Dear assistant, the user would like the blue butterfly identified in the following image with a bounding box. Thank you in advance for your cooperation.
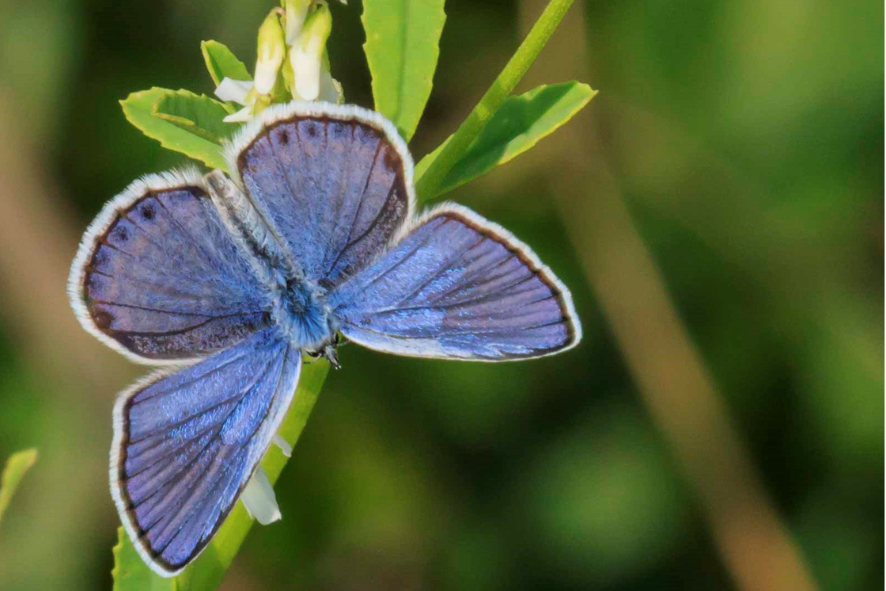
[68,102,581,576]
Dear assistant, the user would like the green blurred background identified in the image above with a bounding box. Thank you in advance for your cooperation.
[0,0,882,589]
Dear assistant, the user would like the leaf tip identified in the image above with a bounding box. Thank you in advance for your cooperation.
[17,448,38,466]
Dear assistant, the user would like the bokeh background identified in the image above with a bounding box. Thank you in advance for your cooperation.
[0,0,882,589]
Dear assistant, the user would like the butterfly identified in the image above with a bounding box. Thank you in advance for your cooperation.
[68,102,581,576]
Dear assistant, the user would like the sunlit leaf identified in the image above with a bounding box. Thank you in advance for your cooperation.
[153,90,236,143]
[112,363,329,591]
[414,0,577,199]
[415,81,596,200]
[121,88,229,171]
[201,40,252,87]
[0,448,37,528]
[362,0,446,141]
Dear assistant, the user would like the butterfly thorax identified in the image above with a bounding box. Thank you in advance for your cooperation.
[271,276,338,357]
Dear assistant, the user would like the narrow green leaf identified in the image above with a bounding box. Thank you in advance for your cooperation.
[0,449,37,528]
[201,40,252,87]
[415,0,577,201]
[121,88,229,171]
[153,90,236,144]
[112,363,329,591]
[362,0,446,141]
[112,528,176,591]
[415,82,596,199]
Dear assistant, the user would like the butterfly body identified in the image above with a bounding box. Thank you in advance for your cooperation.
[272,276,338,354]
[69,102,581,576]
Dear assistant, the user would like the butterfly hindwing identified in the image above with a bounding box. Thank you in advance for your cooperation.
[69,170,270,364]
[228,103,415,288]
[330,205,582,361]
[112,327,301,576]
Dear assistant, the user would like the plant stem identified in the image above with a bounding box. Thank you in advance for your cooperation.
[414,0,576,201]
[515,1,820,589]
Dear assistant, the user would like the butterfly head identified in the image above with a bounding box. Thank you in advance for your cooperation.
[270,275,339,354]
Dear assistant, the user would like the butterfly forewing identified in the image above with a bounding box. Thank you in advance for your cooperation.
[112,328,301,576]
[330,205,582,360]
[228,103,415,288]
[68,170,270,364]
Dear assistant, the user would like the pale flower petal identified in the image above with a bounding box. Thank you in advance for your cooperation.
[283,0,311,45]
[215,77,253,105]
[273,433,293,458]
[318,70,344,104]
[254,10,286,95]
[223,104,255,123]
[288,3,332,101]
[241,467,281,525]
[290,44,322,100]
[254,58,283,95]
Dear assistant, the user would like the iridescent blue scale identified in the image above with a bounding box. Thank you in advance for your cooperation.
[68,101,581,576]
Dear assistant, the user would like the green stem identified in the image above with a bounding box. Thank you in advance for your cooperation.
[414,0,576,202]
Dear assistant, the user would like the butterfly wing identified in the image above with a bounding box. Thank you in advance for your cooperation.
[330,205,582,361]
[227,102,414,288]
[112,327,301,576]
[68,169,270,364]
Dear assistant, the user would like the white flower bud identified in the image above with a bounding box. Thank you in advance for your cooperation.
[282,0,312,45]
[289,3,332,101]
[254,10,286,95]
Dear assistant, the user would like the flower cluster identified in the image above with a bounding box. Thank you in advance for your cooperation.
[217,0,343,122]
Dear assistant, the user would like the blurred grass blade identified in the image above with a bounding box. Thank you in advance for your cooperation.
[415,0,576,201]
[201,40,252,87]
[415,81,595,200]
[121,88,229,171]
[113,363,329,591]
[362,0,446,141]
[0,448,37,528]
[153,90,236,143]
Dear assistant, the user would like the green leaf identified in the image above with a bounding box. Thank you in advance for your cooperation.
[0,449,38,528]
[112,363,329,591]
[415,82,596,199]
[112,528,176,591]
[121,88,229,171]
[153,90,236,144]
[362,0,446,142]
[415,0,578,201]
[201,40,251,87]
